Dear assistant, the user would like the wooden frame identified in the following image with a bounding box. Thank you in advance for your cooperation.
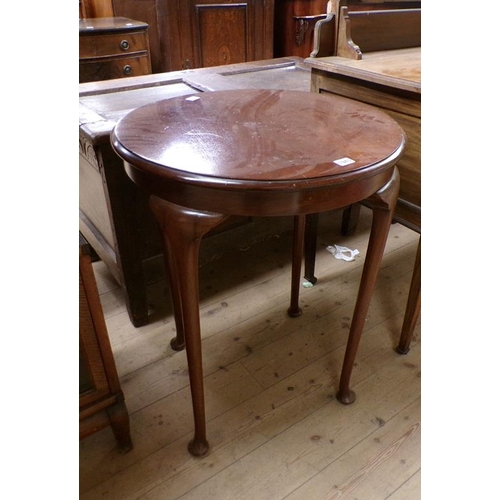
[79,234,132,451]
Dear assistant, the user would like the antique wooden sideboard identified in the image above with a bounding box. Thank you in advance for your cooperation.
[79,57,311,327]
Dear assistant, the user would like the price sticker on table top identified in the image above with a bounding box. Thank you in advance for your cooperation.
[333,157,355,166]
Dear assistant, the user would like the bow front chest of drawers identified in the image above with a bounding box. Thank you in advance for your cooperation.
[79,17,152,83]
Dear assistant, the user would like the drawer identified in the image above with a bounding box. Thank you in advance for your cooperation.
[80,32,148,59]
[79,55,151,83]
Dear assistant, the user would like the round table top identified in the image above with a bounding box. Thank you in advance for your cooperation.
[112,89,405,191]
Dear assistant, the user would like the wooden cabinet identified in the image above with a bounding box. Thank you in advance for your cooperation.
[178,0,275,69]
[112,0,274,72]
[79,17,152,82]
[80,234,133,451]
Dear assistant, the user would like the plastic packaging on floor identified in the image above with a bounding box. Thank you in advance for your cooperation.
[326,244,360,262]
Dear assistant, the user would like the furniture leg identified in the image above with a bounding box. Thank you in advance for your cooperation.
[149,195,229,456]
[304,213,319,285]
[396,237,421,354]
[162,237,186,351]
[337,169,400,405]
[100,144,150,327]
[341,203,361,236]
[107,395,133,453]
[288,215,306,317]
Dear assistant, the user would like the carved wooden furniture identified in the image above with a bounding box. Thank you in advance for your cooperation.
[305,0,421,351]
[79,17,152,83]
[79,234,133,451]
[79,57,310,327]
[111,88,405,455]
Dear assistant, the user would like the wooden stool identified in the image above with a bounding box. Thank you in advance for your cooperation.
[111,89,405,456]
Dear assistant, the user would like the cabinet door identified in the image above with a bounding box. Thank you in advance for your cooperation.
[194,1,253,67]
[179,0,274,69]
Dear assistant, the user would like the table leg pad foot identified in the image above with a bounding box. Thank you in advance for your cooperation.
[287,306,302,318]
[170,336,185,351]
[395,346,410,355]
[188,438,209,457]
[336,389,356,405]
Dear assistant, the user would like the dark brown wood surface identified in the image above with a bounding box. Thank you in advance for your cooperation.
[111,88,405,455]
[112,90,404,189]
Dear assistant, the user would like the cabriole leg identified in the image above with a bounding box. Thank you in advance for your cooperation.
[337,169,400,405]
[149,195,228,456]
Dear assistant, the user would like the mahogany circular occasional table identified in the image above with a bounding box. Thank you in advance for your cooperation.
[111,89,405,457]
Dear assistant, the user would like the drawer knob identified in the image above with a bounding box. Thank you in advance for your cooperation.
[120,40,130,51]
[123,65,132,75]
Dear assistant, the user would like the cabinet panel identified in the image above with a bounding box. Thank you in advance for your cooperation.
[195,3,249,67]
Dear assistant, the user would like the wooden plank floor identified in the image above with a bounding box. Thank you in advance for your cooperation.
[80,207,421,500]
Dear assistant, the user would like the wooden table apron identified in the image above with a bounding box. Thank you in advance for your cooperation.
[111,89,405,456]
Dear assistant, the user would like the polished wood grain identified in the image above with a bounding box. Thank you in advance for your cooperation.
[111,89,405,455]
[112,90,404,192]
